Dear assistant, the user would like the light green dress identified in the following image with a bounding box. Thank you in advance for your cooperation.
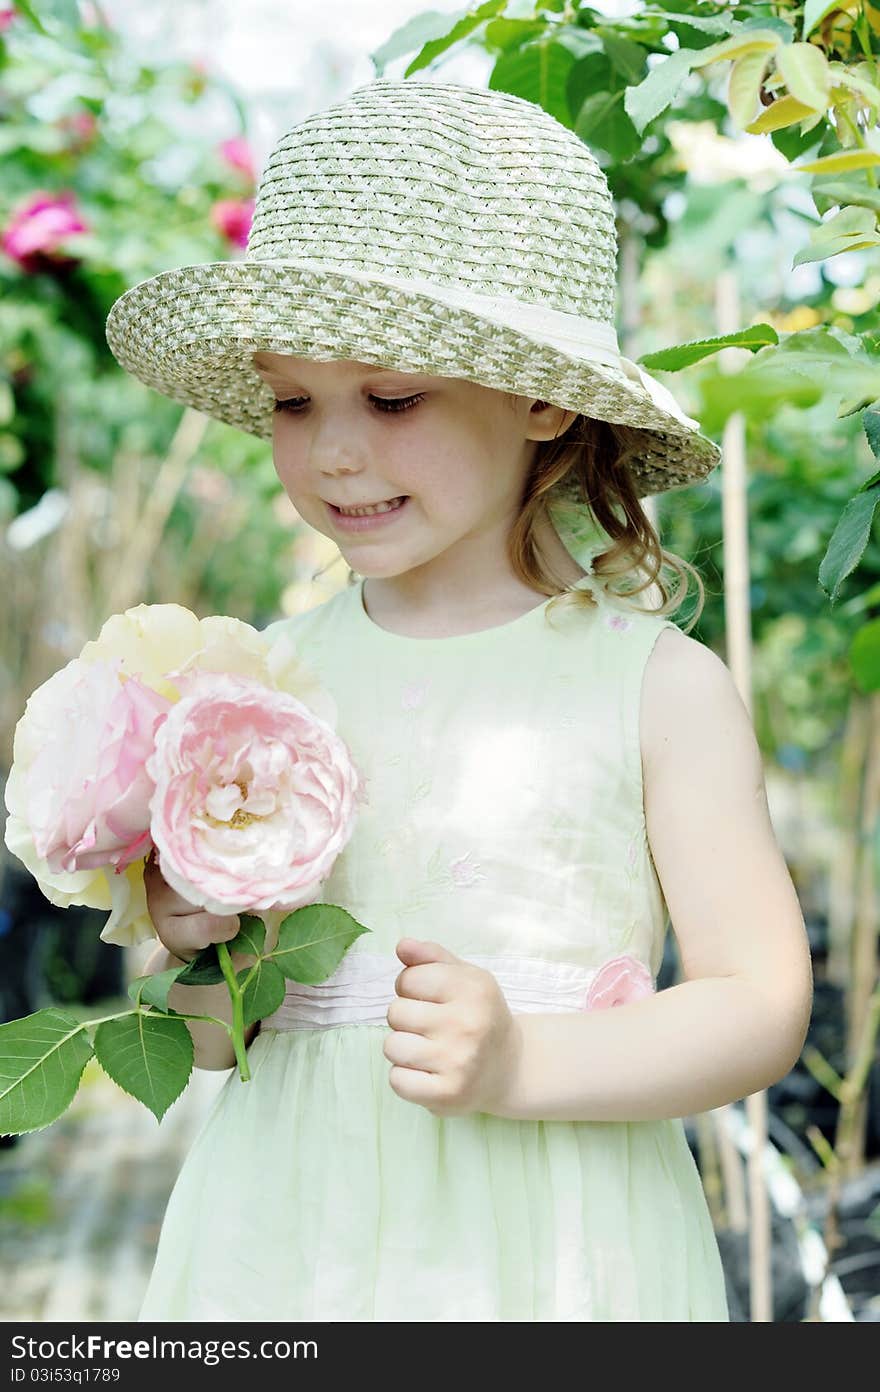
[137,570,730,1322]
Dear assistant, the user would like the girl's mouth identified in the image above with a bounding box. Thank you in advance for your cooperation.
[327,496,410,532]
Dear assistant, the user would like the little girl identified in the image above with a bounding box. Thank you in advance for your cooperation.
[105,77,813,1322]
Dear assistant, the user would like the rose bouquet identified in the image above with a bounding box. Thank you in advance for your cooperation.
[1,604,369,1135]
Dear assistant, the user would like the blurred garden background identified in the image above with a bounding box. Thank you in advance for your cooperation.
[2,0,880,1323]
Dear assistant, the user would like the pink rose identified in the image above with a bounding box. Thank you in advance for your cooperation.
[146,672,362,915]
[16,658,170,875]
[210,196,254,249]
[584,954,654,1010]
[218,136,256,182]
[2,190,89,273]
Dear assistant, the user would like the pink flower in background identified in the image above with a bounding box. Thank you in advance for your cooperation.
[210,196,254,249]
[584,954,654,1011]
[147,672,362,916]
[219,136,256,182]
[15,658,171,875]
[57,111,98,152]
[2,190,89,273]
[0,9,16,32]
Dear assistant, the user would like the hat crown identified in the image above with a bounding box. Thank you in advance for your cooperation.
[246,78,619,326]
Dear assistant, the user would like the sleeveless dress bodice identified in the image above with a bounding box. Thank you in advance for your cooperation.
[137,574,730,1322]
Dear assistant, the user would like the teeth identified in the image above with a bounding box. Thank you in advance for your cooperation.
[337,497,405,516]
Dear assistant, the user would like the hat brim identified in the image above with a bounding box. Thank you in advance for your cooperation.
[105,257,721,497]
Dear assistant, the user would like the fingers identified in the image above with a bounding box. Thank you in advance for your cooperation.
[143,850,240,961]
[394,962,455,1003]
[144,853,201,916]
[386,996,442,1034]
[157,911,242,962]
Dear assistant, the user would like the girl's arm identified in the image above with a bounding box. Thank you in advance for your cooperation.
[140,941,260,1072]
[491,629,814,1123]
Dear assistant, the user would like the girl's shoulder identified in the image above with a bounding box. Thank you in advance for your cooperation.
[640,622,735,773]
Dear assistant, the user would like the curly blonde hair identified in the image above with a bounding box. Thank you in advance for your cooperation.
[512,409,706,635]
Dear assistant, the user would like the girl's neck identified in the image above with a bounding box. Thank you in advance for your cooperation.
[360,512,588,634]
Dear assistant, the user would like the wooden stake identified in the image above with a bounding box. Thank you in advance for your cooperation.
[715,266,773,1322]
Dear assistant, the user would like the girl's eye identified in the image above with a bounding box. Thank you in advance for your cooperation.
[273,393,425,415]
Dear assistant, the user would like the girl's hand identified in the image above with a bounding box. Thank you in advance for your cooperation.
[384,939,523,1118]
[143,848,240,963]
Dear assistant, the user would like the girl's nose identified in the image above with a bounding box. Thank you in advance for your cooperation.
[318,456,366,480]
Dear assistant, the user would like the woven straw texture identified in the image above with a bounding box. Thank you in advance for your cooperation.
[105,78,721,499]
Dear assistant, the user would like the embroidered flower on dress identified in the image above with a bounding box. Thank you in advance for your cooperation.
[448,851,486,888]
[583,954,654,1010]
[605,612,632,633]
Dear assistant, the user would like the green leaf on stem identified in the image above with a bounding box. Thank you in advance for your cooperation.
[93,1014,193,1122]
[0,1008,94,1136]
[227,913,266,957]
[793,204,880,267]
[236,959,286,1027]
[175,944,226,986]
[403,0,507,78]
[803,0,844,40]
[369,8,468,77]
[624,46,702,134]
[127,966,186,1013]
[638,324,779,371]
[818,485,880,603]
[268,904,371,983]
[811,178,880,215]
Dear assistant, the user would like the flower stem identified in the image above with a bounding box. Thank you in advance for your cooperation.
[217,941,250,1081]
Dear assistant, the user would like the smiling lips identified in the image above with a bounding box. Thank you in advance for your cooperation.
[333,497,408,516]
[327,496,410,530]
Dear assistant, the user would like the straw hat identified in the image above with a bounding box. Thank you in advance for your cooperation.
[105,78,721,532]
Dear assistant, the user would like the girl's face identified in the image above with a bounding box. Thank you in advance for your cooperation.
[251,352,571,582]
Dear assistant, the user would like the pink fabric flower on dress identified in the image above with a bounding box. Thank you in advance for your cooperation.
[146,672,362,915]
[584,954,654,1010]
[448,851,485,888]
[606,612,632,633]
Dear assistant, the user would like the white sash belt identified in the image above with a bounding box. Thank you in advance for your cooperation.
[260,950,655,1031]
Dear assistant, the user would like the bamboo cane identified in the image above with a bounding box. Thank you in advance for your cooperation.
[715,266,773,1322]
[105,407,209,616]
[843,688,880,1173]
[827,693,868,988]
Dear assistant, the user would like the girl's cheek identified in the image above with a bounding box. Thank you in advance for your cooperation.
[272,450,306,495]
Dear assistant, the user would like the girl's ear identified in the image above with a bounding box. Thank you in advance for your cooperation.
[528,401,578,440]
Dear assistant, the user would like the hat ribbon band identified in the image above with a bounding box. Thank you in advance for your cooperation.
[257,260,700,432]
